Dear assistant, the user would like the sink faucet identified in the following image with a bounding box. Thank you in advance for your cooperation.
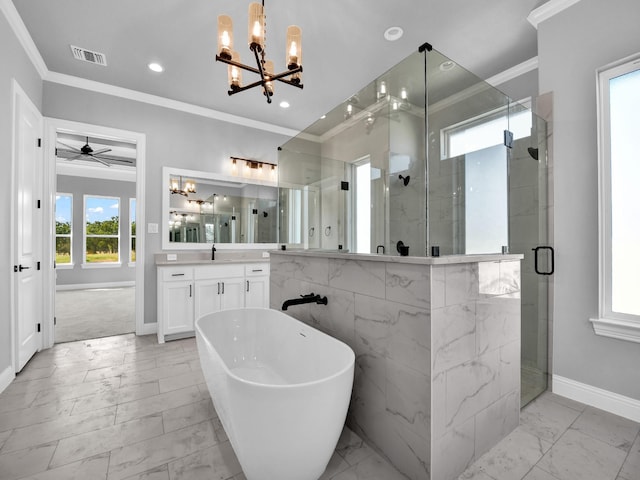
[376,245,385,254]
[211,244,216,261]
[282,293,328,311]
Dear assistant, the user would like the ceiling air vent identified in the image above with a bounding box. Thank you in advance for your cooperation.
[70,45,107,66]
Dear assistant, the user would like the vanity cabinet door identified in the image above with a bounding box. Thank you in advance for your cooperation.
[162,280,194,335]
[245,275,269,308]
[194,279,222,320]
[219,277,245,311]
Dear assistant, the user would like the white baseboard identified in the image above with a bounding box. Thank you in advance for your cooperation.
[139,322,157,335]
[0,365,15,394]
[56,281,135,291]
[552,375,640,423]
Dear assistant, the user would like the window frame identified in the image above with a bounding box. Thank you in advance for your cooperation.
[129,197,136,266]
[590,52,640,343]
[82,194,121,268]
[55,192,74,268]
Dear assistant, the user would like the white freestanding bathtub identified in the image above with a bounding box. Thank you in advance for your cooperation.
[195,308,355,480]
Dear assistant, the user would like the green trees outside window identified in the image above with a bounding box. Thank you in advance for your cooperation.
[85,196,120,263]
[55,194,72,264]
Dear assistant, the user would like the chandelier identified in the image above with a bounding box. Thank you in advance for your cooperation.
[216,1,303,103]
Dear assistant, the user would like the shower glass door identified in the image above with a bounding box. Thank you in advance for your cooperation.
[508,105,550,406]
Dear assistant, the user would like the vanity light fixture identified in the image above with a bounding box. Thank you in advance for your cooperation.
[216,0,303,103]
[230,156,277,177]
[169,176,196,196]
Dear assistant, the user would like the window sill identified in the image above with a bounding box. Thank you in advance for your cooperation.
[589,317,640,344]
[81,262,122,269]
[128,262,136,268]
[56,263,74,270]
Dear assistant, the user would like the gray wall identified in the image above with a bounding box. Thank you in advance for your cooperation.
[0,14,43,376]
[56,174,136,286]
[43,82,290,324]
[538,0,640,400]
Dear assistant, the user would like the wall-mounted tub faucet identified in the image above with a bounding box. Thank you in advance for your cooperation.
[376,245,385,254]
[211,244,216,261]
[398,174,410,186]
[282,293,328,311]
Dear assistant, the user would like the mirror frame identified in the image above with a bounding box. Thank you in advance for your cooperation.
[161,166,279,250]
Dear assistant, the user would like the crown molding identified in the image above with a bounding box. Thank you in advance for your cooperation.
[527,0,584,29]
[44,71,301,138]
[0,0,47,77]
[485,57,538,88]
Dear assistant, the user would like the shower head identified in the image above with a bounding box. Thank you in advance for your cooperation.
[527,147,539,160]
[398,174,410,186]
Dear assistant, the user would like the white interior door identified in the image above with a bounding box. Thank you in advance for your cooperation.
[13,82,43,372]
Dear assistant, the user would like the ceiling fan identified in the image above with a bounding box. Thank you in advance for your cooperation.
[56,136,133,167]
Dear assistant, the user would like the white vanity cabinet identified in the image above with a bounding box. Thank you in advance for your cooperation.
[193,264,245,320]
[158,267,194,338]
[157,261,270,343]
[245,263,270,308]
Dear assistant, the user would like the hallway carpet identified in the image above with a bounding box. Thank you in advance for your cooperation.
[55,287,135,343]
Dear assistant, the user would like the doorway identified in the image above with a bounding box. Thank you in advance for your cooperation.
[42,119,146,348]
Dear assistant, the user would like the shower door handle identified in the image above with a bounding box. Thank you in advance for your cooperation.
[532,246,554,275]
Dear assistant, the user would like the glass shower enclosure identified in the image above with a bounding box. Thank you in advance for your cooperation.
[278,45,551,406]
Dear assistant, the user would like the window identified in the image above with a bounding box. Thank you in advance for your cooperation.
[441,101,532,160]
[55,193,73,265]
[591,54,640,342]
[129,198,136,264]
[84,195,120,264]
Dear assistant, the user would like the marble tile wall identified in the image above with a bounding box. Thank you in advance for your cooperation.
[270,253,521,480]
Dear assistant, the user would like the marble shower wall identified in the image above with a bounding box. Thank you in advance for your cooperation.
[270,252,521,480]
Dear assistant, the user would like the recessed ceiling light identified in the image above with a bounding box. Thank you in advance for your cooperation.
[279,101,290,109]
[320,115,326,119]
[383,26,404,42]
[439,60,456,72]
[148,62,164,73]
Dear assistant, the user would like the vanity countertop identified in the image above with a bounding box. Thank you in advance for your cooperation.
[269,249,523,265]
[155,251,270,266]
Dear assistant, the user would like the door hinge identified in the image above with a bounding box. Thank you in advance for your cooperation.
[37,323,41,332]
[54,316,57,326]
[37,200,41,209]
[37,261,41,270]
[503,130,514,149]
[37,138,42,147]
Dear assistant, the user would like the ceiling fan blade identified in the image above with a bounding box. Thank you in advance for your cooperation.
[67,154,84,160]
[96,156,134,164]
[91,156,112,167]
[91,148,112,155]
[57,141,82,153]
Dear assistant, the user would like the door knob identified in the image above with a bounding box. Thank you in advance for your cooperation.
[19,265,30,272]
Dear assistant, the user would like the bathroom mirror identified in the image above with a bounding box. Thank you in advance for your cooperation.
[162,167,278,250]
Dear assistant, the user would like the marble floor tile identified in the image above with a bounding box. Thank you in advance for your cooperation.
[619,432,640,480]
[0,442,57,480]
[2,371,88,397]
[1,405,116,453]
[122,464,170,480]
[462,426,552,480]
[0,430,11,451]
[335,427,376,466]
[51,413,164,467]
[162,399,216,433]
[0,398,75,432]
[14,364,57,382]
[119,363,192,389]
[330,452,409,480]
[318,451,351,479]
[83,359,158,383]
[570,406,640,451]
[115,385,205,424]
[521,466,561,480]
[72,380,159,415]
[158,370,205,393]
[536,428,627,480]
[23,452,110,480]
[519,394,582,443]
[32,377,121,407]
[108,421,217,480]
[167,442,242,480]
[0,390,39,414]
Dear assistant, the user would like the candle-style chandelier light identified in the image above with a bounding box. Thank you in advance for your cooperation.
[215,0,303,103]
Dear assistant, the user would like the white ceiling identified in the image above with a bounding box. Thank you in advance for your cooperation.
[12,0,544,133]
